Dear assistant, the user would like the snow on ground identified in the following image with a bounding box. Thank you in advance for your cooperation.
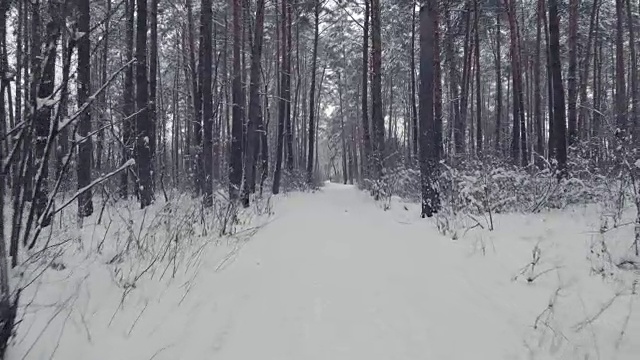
[8,183,640,359]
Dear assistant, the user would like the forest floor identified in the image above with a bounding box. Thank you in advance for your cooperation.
[9,182,640,359]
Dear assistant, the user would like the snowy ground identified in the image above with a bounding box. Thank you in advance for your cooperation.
[8,183,640,359]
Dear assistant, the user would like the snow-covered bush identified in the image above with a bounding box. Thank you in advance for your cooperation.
[281,168,315,192]
[367,153,613,217]
[442,156,611,215]
[11,190,273,357]
[362,166,421,210]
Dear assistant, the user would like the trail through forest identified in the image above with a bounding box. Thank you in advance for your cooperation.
[11,183,640,359]
[5,0,640,358]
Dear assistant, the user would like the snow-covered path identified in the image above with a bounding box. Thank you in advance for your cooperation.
[180,183,527,360]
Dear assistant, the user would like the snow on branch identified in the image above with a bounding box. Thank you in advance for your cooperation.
[58,59,135,131]
[74,108,145,145]
[53,159,136,216]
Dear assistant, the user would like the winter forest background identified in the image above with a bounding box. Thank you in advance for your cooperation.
[1,0,640,358]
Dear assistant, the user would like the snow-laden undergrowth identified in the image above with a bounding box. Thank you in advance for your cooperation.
[379,188,640,359]
[8,191,273,359]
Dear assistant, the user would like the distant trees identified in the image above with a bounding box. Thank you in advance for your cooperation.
[338,0,640,211]
[2,0,637,215]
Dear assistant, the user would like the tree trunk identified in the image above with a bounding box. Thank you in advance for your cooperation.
[285,1,294,171]
[592,13,602,159]
[300,47,308,171]
[371,0,384,179]
[201,0,214,206]
[543,0,554,159]
[172,60,180,188]
[474,0,482,154]
[505,0,527,166]
[242,0,266,207]
[273,0,287,193]
[419,2,440,218]
[626,0,639,143]
[578,0,600,141]
[306,0,320,185]
[293,20,302,169]
[534,0,544,166]
[186,0,201,194]
[388,77,394,143]
[351,120,359,183]
[615,0,627,137]
[0,0,14,339]
[338,71,348,184]
[12,0,23,193]
[0,0,13,343]
[149,0,158,190]
[433,2,443,162]
[361,0,372,178]
[567,0,578,146]
[96,0,110,173]
[445,9,459,156]
[0,7,7,162]
[259,81,269,193]
[495,8,502,153]
[410,4,418,159]
[549,0,568,177]
[457,7,472,155]
[136,0,153,207]
[121,0,135,198]
[77,0,93,217]
[315,64,327,175]
[506,0,520,163]
[32,0,62,227]
[230,0,245,199]
[214,16,226,181]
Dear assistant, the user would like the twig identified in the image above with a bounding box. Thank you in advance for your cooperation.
[574,291,626,332]
[527,266,562,283]
[127,301,149,337]
[614,296,634,351]
[54,160,135,217]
